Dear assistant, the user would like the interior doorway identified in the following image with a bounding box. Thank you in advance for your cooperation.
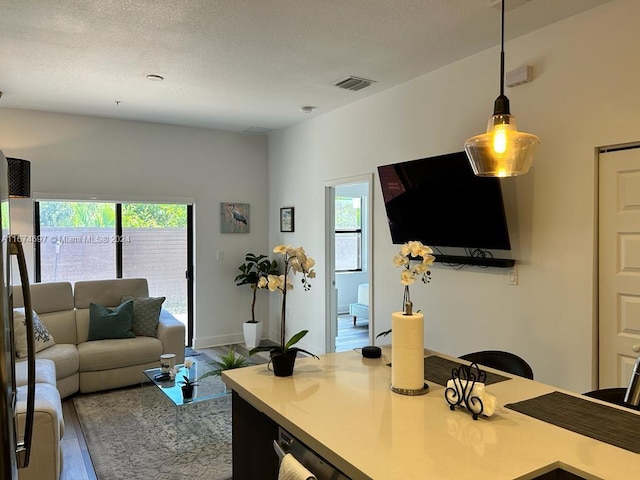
[324,175,373,353]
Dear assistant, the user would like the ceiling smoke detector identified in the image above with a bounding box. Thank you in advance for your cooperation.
[146,74,164,81]
[335,76,376,92]
[300,106,316,114]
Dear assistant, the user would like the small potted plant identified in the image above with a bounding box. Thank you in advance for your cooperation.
[179,375,199,401]
[249,245,319,377]
[198,347,252,380]
[235,253,279,348]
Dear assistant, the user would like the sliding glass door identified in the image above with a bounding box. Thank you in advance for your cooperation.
[34,200,193,345]
[121,203,189,333]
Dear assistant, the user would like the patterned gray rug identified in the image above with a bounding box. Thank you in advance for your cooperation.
[73,384,232,480]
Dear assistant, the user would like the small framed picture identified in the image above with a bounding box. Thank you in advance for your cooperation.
[280,207,294,232]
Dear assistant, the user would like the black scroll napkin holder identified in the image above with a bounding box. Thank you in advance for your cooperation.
[445,362,487,420]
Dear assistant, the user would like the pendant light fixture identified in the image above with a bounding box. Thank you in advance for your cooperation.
[464,0,540,177]
[7,157,31,198]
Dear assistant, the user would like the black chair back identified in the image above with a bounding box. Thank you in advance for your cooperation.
[459,350,534,380]
[583,387,640,410]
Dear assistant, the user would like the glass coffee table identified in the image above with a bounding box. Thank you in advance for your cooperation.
[143,361,229,409]
[142,360,230,454]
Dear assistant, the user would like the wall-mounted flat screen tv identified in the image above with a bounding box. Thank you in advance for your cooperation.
[378,151,511,250]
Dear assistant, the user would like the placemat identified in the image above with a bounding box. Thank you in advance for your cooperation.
[505,391,640,453]
[423,355,511,386]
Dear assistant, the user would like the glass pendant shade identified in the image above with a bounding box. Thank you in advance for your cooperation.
[464,0,539,177]
[465,112,540,177]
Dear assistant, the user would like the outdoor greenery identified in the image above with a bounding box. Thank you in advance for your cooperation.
[39,201,187,228]
[335,196,361,229]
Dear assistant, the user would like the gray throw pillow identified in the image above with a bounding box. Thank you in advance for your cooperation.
[121,296,166,337]
[88,301,135,341]
[13,308,56,358]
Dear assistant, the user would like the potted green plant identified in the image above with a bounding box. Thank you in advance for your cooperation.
[249,245,319,377]
[235,253,279,348]
[198,347,252,380]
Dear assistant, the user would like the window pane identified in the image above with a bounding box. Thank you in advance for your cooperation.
[335,196,361,230]
[38,201,116,282]
[121,204,188,329]
[336,232,361,271]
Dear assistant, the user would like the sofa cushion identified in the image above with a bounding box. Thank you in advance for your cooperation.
[34,343,80,381]
[74,278,149,309]
[13,308,56,358]
[12,281,74,315]
[78,336,163,372]
[88,301,135,341]
[121,295,165,337]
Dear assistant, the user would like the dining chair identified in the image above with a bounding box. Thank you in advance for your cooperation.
[459,350,534,380]
[583,387,640,410]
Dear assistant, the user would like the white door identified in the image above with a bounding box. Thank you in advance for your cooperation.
[599,146,640,388]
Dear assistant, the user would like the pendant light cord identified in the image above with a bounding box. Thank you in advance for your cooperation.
[493,0,510,116]
[499,0,505,97]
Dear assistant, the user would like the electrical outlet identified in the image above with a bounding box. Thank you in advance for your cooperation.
[216,251,224,261]
[508,266,518,286]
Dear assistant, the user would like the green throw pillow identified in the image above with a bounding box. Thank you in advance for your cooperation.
[88,301,135,341]
[121,296,166,337]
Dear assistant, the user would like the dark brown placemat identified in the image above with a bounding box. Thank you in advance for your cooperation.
[505,391,640,453]
[423,355,511,386]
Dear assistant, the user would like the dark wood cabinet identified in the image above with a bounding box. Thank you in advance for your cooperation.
[231,391,280,479]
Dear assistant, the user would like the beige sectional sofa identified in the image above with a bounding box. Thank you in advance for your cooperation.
[13,277,186,480]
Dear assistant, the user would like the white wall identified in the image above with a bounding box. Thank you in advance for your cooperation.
[267,0,640,393]
[0,108,269,348]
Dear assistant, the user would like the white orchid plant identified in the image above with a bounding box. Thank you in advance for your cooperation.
[249,245,319,359]
[393,240,435,311]
[170,359,194,379]
[378,241,435,339]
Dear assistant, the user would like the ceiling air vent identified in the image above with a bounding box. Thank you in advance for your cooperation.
[242,126,275,135]
[335,76,376,92]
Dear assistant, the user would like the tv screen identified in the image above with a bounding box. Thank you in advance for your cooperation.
[378,151,511,250]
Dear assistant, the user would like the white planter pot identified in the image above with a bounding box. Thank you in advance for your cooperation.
[243,321,263,348]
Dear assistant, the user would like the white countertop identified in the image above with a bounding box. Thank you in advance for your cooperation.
[222,348,640,480]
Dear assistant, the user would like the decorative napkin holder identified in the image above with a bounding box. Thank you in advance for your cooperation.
[445,363,496,420]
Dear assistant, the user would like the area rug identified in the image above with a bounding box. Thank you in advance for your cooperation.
[73,383,233,480]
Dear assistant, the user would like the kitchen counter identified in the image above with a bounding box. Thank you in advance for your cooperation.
[222,348,640,479]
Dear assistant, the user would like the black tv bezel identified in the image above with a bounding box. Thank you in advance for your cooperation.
[378,151,512,253]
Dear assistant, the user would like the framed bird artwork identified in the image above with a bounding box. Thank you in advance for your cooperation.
[280,207,294,232]
[221,202,250,233]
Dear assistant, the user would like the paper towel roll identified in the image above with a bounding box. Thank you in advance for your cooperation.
[391,311,425,392]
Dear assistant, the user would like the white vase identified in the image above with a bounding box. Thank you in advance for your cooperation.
[243,321,262,348]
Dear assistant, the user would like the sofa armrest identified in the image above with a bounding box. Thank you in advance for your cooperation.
[15,383,63,480]
[156,309,186,364]
[15,359,57,387]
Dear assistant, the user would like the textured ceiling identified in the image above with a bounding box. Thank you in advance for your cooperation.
[0,0,611,133]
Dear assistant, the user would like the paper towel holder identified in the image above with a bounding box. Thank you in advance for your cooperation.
[391,383,429,396]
